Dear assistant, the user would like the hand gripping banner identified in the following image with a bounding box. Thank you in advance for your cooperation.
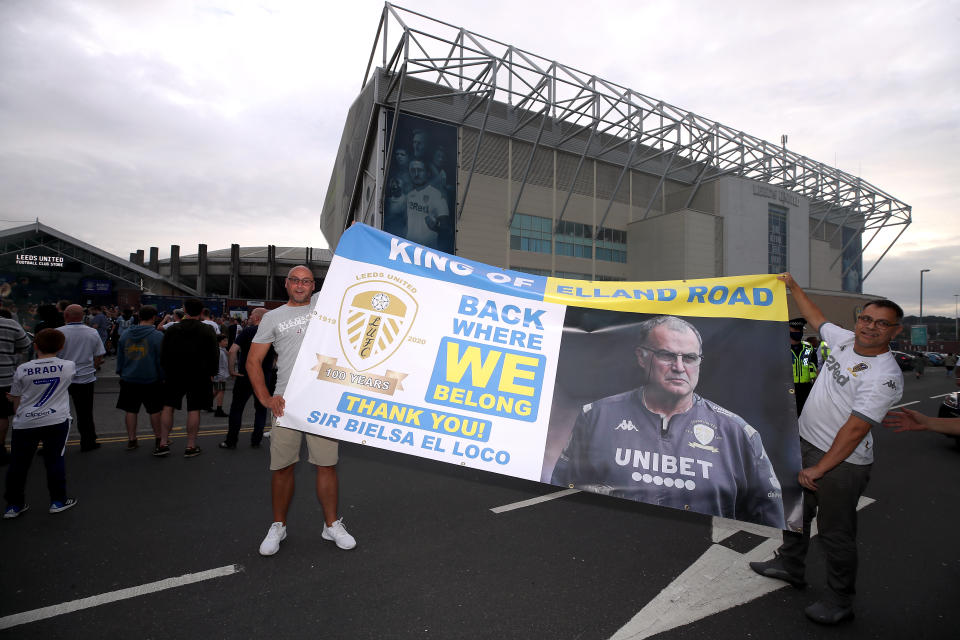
[282,224,802,531]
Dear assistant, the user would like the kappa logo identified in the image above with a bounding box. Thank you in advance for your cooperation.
[884,379,898,391]
[615,419,637,431]
[338,280,418,372]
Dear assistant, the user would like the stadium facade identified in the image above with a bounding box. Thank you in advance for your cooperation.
[320,3,911,325]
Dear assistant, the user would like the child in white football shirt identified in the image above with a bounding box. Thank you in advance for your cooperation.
[3,329,77,518]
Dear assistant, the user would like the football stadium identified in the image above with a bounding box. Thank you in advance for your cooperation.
[0,3,912,322]
[320,3,911,323]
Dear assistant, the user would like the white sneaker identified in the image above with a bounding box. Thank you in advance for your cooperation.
[49,498,78,514]
[321,518,356,550]
[259,522,287,556]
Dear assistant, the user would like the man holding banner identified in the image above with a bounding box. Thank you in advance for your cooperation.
[249,266,357,556]
[551,315,786,528]
[751,273,903,625]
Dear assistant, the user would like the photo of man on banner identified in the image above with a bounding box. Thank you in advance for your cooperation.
[544,309,800,530]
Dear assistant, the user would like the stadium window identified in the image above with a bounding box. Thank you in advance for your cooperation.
[555,219,593,259]
[768,205,788,273]
[513,266,551,277]
[555,271,592,280]
[510,213,552,254]
[595,226,627,263]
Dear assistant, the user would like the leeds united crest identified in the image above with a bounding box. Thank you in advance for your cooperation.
[337,281,418,372]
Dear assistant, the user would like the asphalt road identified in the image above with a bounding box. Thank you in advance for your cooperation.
[1,364,958,639]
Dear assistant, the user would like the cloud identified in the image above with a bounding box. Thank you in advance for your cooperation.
[0,0,343,254]
[0,0,956,314]
[865,241,959,317]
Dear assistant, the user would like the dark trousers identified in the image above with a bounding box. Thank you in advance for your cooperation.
[225,375,271,446]
[794,382,812,414]
[778,438,871,607]
[4,420,69,506]
[68,382,97,449]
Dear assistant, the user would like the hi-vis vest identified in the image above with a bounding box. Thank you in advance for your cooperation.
[793,341,818,384]
[817,341,831,367]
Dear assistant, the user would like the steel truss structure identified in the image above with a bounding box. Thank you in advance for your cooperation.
[362,3,910,283]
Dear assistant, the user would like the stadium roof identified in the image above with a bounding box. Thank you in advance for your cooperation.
[160,246,333,263]
[0,221,198,295]
[361,2,911,283]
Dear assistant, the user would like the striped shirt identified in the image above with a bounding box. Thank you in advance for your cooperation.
[0,317,32,387]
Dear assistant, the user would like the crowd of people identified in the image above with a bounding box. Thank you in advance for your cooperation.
[0,296,277,504]
[1,266,356,553]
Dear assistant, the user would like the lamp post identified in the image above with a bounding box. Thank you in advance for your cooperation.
[954,294,959,342]
[919,269,930,349]
[920,269,930,325]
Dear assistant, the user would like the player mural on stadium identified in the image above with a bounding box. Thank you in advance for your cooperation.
[382,113,457,254]
[550,315,786,528]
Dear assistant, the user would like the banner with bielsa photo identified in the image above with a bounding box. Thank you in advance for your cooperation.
[281,224,802,531]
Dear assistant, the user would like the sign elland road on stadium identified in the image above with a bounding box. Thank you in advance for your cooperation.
[283,224,803,530]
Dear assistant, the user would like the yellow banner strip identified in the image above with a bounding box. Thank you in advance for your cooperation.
[544,273,787,321]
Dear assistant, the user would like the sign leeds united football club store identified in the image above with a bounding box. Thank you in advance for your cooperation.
[283,224,802,531]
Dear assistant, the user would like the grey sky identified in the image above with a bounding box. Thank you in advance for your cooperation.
[1,1,957,315]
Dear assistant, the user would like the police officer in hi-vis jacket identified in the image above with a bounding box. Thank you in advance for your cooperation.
[790,317,818,413]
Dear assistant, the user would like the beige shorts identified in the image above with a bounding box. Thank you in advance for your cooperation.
[269,422,339,470]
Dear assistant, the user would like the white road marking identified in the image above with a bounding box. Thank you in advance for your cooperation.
[710,516,781,543]
[610,496,876,639]
[490,488,580,513]
[890,401,920,409]
[0,564,241,630]
[610,538,782,640]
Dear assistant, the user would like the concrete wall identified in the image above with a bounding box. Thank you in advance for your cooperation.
[457,171,511,268]
[714,177,811,285]
[809,237,843,290]
[627,210,721,281]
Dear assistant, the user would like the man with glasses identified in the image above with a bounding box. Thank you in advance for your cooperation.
[751,273,903,625]
[551,315,785,528]
[249,266,357,556]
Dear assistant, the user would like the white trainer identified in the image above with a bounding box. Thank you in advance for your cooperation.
[259,522,287,556]
[321,518,357,550]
